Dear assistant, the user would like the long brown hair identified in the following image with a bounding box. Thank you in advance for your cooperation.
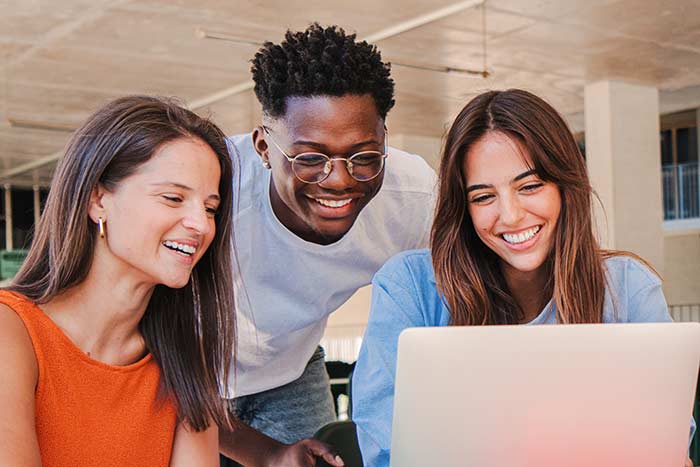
[9,95,234,431]
[432,89,607,325]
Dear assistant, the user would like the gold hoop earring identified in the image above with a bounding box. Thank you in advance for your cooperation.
[98,217,105,239]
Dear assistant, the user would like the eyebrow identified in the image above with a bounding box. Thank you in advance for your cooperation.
[291,139,382,153]
[150,182,221,201]
[466,169,538,193]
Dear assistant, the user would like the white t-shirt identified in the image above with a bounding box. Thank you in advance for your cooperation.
[226,133,437,397]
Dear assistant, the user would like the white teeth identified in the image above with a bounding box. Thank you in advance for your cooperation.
[314,198,352,208]
[163,240,196,255]
[502,226,541,244]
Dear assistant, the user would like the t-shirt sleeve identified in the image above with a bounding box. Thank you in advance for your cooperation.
[352,261,429,467]
[626,281,672,323]
[617,258,671,324]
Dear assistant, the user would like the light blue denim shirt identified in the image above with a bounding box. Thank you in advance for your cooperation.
[353,249,696,467]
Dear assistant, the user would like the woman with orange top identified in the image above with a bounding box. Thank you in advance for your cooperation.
[0,95,235,466]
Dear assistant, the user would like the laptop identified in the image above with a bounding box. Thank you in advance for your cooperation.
[390,323,700,467]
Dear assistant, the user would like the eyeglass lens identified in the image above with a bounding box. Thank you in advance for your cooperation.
[292,152,385,183]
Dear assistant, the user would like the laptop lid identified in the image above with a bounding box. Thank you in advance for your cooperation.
[390,323,700,467]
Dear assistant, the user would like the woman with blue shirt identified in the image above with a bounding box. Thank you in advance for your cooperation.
[352,89,694,467]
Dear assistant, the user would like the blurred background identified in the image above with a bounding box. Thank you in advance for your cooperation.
[3,1,700,461]
[1,0,699,360]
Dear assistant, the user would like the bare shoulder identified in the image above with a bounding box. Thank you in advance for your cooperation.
[0,302,38,376]
[0,302,41,465]
[0,301,39,404]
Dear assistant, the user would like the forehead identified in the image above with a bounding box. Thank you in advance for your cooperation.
[277,94,383,143]
[464,132,534,184]
[131,137,221,186]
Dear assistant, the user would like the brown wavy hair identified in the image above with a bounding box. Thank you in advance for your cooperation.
[9,95,234,431]
[431,89,610,325]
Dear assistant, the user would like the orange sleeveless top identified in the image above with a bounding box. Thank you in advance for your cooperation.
[0,291,178,467]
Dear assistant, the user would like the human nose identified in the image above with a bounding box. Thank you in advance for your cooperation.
[319,158,356,188]
[182,205,214,236]
[499,193,525,226]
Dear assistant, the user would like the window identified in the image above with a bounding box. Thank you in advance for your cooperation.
[661,110,699,221]
[0,186,50,250]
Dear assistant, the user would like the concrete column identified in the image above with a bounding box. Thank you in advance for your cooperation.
[33,185,41,227]
[696,109,700,206]
[584,80,664,272]
[4,185,12,251]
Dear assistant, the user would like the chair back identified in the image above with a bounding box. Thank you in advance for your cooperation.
[314,421,364,467]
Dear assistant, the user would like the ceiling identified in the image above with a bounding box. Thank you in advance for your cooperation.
[2,0,700,187]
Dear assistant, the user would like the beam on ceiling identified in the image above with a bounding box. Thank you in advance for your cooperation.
[0,0,483,181]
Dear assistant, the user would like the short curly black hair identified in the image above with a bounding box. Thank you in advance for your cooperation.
[251,23,395,119]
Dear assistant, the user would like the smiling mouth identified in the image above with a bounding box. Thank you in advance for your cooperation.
[501,225,541,244]
[163,240,197,256]
[309,197,354,208]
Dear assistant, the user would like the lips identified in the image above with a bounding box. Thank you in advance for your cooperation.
[306,194,363,219]
[162,238,200,266]
[313,198,353,208]
[498,225,543,251]
[162,240,197,256]
[501,225,541,245]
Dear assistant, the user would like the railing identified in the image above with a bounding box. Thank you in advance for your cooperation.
[669,303,700,323]
[0,249,28,280]
[663,162,699,220]
[319,305,700,362]
[321,324,366,363]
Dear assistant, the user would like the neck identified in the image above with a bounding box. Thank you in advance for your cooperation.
[501,262,550,323]
[41,247,156,366]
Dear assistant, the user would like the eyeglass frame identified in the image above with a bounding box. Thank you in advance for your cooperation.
[261,125,389,184]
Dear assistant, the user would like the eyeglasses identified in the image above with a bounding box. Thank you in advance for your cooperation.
[262,126,388,184]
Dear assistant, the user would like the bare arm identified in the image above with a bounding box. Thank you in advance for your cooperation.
[0,304,42,466]
[169,422,219,467]
[219,421,344,467]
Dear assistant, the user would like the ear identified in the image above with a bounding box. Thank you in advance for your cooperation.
[251,126,270,166]
[87,184,108,224]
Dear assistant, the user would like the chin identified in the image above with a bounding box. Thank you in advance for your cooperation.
[315,220,355,238]
[322,225,351,236]
[161,276,192,289]
[512,264,541,273]
[506,258,547,274]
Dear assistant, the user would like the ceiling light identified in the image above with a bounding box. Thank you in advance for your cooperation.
[195,29,261,46]
[393,62,490,78]
[7,118,76,133]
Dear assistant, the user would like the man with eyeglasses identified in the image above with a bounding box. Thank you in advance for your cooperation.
[220,24,436,467]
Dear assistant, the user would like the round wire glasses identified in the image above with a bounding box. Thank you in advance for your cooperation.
[262,126,388,184]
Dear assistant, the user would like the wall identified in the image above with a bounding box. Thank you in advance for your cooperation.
[664,231,700,305]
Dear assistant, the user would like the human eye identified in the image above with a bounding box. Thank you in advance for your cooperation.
[469,193,495,204]
[205,203,220,217]
[294,153,327,166]
[520,182,544,193]
[162,194,183,203]
[351,151,383,166]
